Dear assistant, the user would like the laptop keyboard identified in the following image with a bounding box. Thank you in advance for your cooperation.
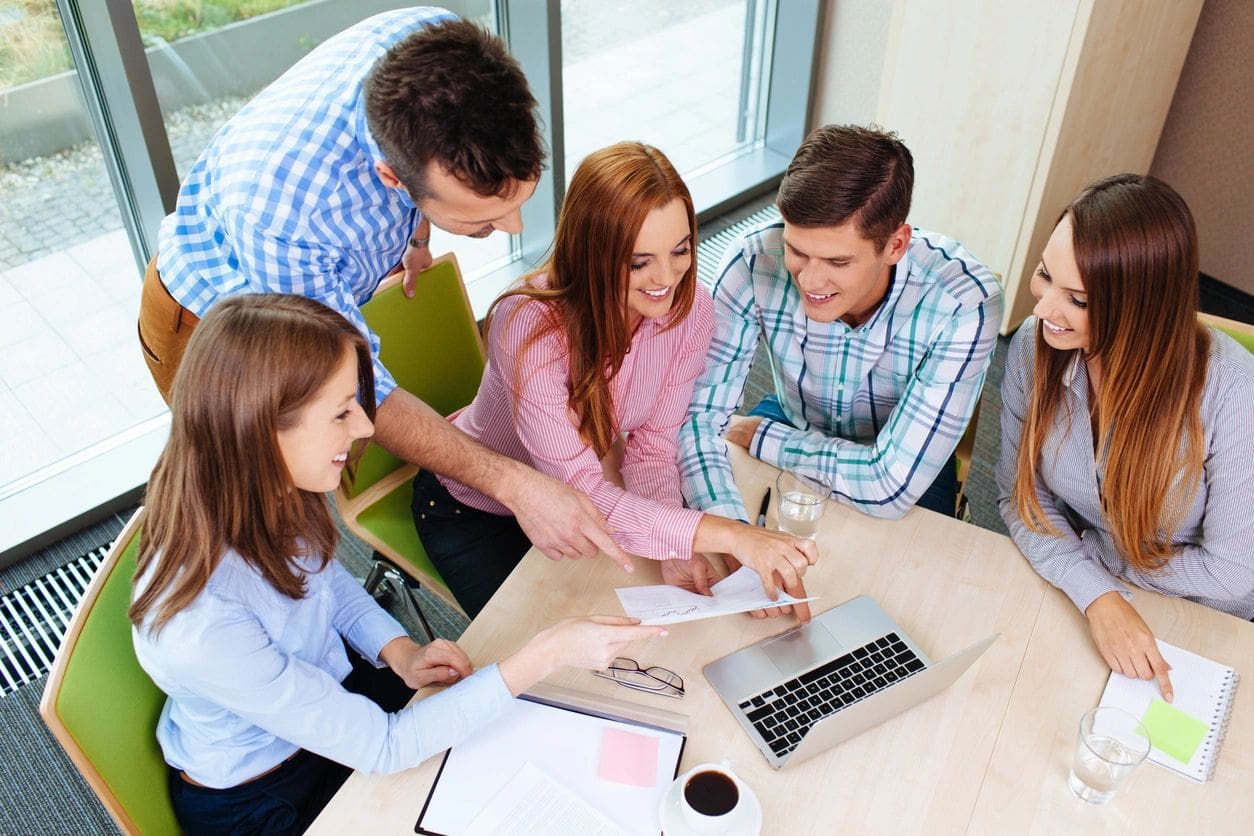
[737,632,925,759]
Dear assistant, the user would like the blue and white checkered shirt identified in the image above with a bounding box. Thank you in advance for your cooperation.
[679,221,1003,522]
[156,8,456,405]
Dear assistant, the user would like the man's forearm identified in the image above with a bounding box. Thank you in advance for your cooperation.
[373,388,526,508]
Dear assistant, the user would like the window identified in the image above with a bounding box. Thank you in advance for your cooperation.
[0,0,819,557]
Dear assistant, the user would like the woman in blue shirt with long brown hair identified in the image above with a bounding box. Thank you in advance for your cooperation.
[130,294,663,835]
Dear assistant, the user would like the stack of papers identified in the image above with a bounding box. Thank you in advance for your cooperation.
[616,566,817,625]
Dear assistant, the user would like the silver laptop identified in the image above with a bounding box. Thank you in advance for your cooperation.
[705,595,997,769]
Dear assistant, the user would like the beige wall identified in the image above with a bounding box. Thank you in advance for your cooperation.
[1150,0,1254,295]
[810,0,1203,331]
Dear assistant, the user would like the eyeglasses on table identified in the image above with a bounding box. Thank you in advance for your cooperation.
[593,657,684,698]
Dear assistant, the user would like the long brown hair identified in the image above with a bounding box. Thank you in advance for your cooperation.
[130,295,376,632]
[1014,174,1209,570]
[487,141,698,457]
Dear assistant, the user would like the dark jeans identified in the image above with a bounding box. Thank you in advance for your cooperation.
[168,644,414,836]
[747,395,959,518]
[412,468,532,619]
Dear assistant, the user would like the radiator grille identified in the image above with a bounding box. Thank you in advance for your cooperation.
[697,204,781,287]
[0,546,107,697]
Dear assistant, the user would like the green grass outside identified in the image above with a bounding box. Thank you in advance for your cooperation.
[1,0,310,90]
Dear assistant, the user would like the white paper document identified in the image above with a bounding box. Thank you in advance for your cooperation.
[464,762,629,836]
[616,566,818,625]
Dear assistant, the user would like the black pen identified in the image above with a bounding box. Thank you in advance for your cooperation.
[756,487,771,527]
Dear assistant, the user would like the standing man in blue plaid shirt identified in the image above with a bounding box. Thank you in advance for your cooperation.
[137,9,631,568]
[679,125,1002,546]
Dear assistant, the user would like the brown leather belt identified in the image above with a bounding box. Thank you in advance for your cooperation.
[179,751,299,787]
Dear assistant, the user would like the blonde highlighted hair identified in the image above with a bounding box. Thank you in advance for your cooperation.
[1014,174,1209,570]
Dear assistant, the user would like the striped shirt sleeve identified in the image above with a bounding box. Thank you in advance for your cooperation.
[493,299,704,560]
[752,289,997,519]
[620,289,716,511]
[678,248,761,522]
[995,324,1128,613]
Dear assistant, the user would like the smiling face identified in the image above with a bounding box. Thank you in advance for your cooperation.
[782,220,910,326]
[1031,215,1091,352]
[276,346,375,493]
[624,197,693,331]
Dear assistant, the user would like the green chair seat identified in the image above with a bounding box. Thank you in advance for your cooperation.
[336,253,486,616]
[41,511,179,835]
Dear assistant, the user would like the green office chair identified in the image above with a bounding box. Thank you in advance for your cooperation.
[1200,312,1254,354]
[336,253,486,631]
[40,509,179,836]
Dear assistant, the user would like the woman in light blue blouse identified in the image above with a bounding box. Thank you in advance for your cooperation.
[130,294,663,835]
[997,174,1254,703]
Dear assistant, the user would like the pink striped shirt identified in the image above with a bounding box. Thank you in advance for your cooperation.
[440,283,716,561]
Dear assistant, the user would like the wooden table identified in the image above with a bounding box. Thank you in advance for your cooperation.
[311,448,1252,834]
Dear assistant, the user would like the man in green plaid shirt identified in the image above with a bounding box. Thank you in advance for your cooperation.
[679,125,1002,529]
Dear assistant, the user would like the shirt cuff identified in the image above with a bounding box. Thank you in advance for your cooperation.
[1058,558,1131,614]
[400,663,517,761]
[373,366,398,408]
[751,418,794,470]
[345,608,409,668]
[646,506,704,561]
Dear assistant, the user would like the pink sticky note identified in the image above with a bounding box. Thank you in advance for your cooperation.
[597,727,660,787]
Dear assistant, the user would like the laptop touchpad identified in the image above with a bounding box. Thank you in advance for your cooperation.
[762,622,843,678]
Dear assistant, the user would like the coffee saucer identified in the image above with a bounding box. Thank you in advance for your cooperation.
[657,775,762,836]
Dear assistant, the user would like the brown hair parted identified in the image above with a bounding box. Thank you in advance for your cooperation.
[777,124,914,251]
[364,18,545,199]
[1014,173,1209,571]
[129,294,376,633]
[487,141,698,458]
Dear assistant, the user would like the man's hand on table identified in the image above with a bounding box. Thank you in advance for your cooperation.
[722,416,762,450]
[661,554,718,595]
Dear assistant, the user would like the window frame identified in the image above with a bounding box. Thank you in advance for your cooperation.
[0,0,822,561]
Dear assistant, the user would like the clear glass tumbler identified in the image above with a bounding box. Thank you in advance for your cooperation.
[775,471,830,540]
[1068,706,1151,803]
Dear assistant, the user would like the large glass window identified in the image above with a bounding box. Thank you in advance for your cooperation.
[0,1,162,497]
[560,0,768,180]
[1,0,818,557]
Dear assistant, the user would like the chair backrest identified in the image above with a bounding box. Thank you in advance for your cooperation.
[40,509,179,835]
[1199,311,1254,354]
[345,253,487,499]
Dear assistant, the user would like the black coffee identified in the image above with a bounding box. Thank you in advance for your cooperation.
[683,770,739,816]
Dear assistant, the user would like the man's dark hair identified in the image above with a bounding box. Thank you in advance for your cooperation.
[777,124,914,250]
[364,18,545,199]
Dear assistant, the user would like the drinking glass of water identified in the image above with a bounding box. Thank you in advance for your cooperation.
[775,471,830,540]
[1068,707,1151,804]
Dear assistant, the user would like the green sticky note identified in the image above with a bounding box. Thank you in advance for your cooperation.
[1138,698,1209,764]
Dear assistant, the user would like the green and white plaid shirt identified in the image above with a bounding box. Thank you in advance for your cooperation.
[679,221,1003,521]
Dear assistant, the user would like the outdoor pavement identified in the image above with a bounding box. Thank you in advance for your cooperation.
[0,0,747,489]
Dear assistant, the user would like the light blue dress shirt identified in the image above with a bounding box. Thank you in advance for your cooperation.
[133,550,514,788]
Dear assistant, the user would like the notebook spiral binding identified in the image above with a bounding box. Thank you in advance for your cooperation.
[1200,669,1240,782]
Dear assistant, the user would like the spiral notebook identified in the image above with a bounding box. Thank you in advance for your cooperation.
[1097,639,1239,783]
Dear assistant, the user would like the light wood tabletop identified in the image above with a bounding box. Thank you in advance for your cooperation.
[310,447,1252,834]
[968,583,1253,835]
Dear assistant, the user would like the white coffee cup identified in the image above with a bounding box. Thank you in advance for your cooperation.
[677,762,748,834]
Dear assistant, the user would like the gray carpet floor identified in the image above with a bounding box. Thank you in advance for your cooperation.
[0,198,1013,834]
